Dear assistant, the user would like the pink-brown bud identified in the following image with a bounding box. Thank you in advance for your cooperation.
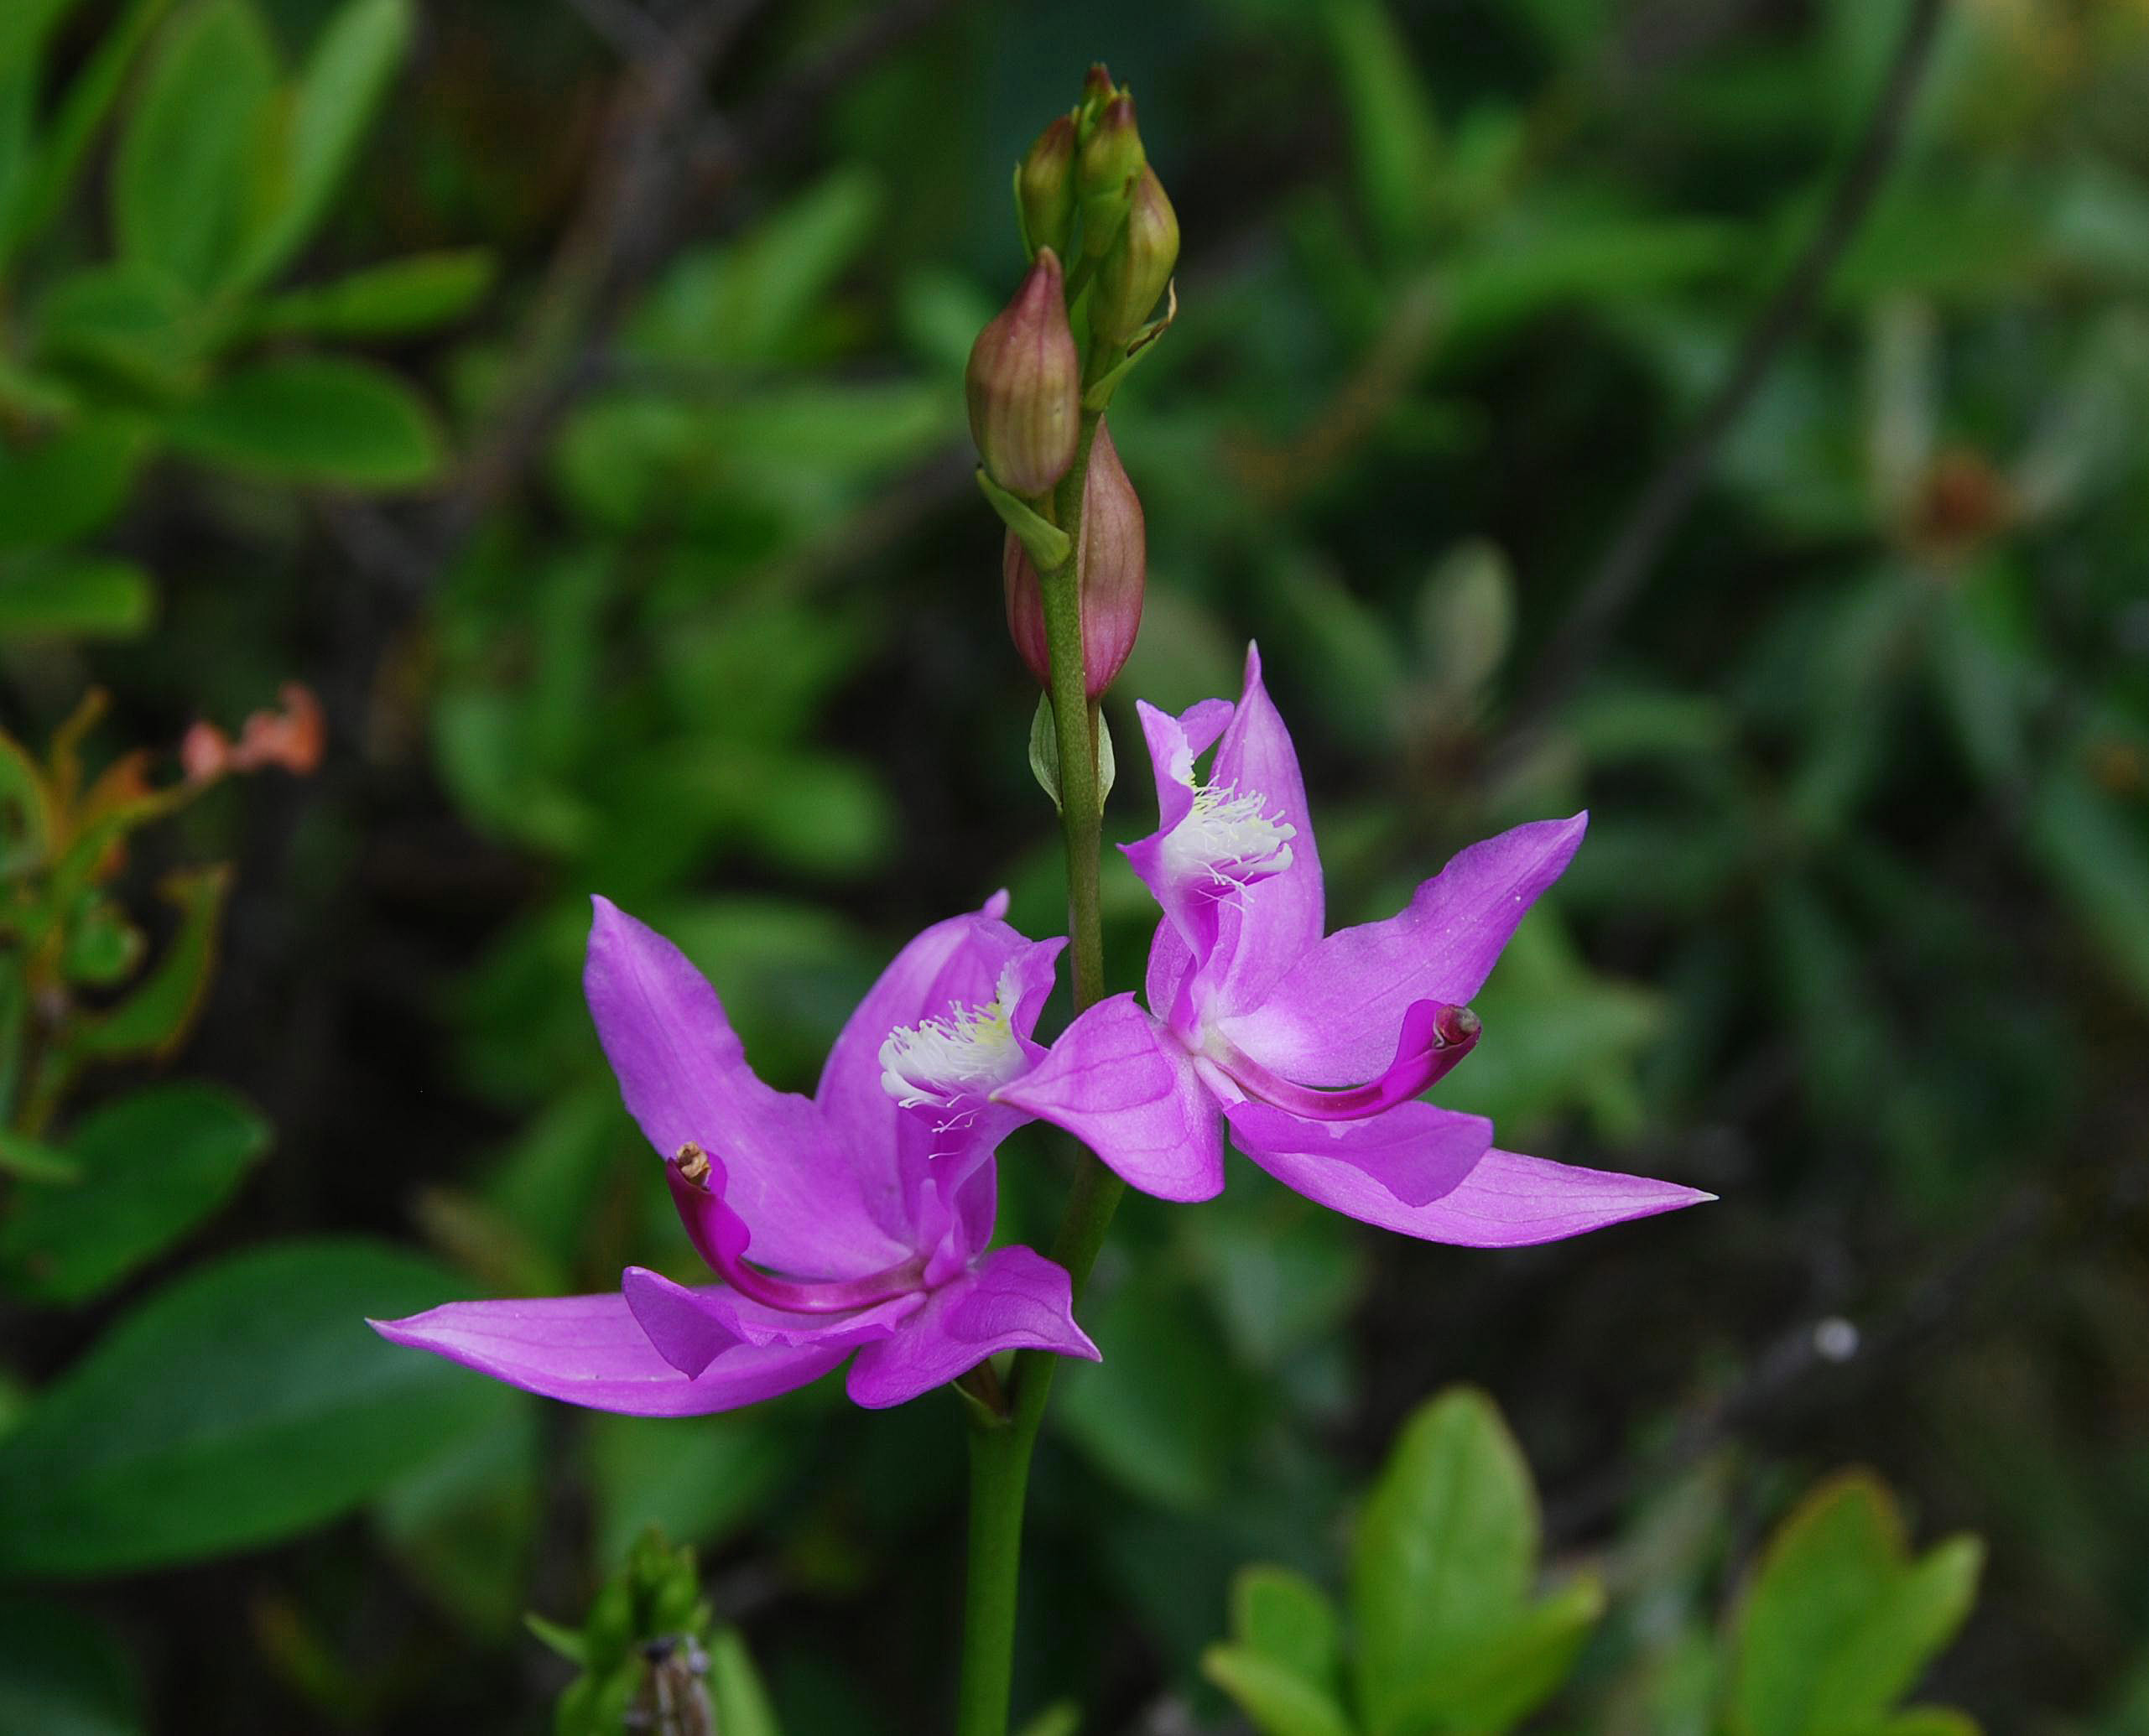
[1002,419,1146,699]
[1090,164,1179,348]
[965,247,1080,496]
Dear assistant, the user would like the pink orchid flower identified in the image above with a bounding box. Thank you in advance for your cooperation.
[997,646,1711,1246]
[375,895,1095,1413]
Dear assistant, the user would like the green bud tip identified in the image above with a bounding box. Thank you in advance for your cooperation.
[1090,163,1179,348]
[1017,114,1079,260]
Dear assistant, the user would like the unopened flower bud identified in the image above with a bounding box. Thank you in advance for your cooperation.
[1003,419,1145,699]
[1077,94,1146,258]
[1079,63,1115,124]
[1090,165,1179,348]
[965,248,1080,496]
[1017,115,1078,260]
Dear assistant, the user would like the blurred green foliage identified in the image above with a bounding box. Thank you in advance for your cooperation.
[0,0,2144,1730]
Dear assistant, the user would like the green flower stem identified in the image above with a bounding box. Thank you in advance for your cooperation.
[957,387,1127,1736]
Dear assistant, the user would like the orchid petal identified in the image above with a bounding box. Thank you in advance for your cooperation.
[844,1245,1097,1410]
[817,898,1057,1250]
[1200,642,1326,1017]
[993,994,1225,1202]
[1122,698,1237,968]
[369,1294,846,1417]
[1225,1099,1494,1208]
[1234,1137,1713,1247]
[585,898,907,1279]
[1218,813,1587,1087]
[621,1268,919,1373]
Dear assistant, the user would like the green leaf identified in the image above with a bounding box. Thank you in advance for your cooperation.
[1383,1574,1603,1732]
[0,418,150,552]
[244,248,495,338]
[1729,1473,1982,1736]
[1350,1387,1537,1735]
[1204,1646,1359,1736]
[70,865,229,1061]
[1808,1538,1985,1733]
[1229,1563,1348,1707]
[0,560,154,642]
[1323,0,1439,259]
[0,1593,144,1736]
[112,0,281,295]
[0,1129,80,1182]
[1,0,171,266]
[163,355,443,487]
[0,1083,271,1305]
[227,0,412,293]
[630,167,882,368]
[1028,693,1115,815]
[33,263,206,398]
[0,0,88,80]
[0,1238,514,1575]
[708,1629,783,1736]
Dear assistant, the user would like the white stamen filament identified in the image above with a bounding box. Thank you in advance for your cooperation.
[879,980,1025,1110]
[1162,780,1297,887]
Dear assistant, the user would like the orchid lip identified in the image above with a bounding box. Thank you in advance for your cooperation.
[668,1146,926,1314]
[1212,1001,1480,1122]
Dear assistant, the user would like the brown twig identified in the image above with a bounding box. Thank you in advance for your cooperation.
[1502,0,1950,754]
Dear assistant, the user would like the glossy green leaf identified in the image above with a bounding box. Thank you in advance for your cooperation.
[1350,1387,1536,1734]
[245,248,495,337]
[0,1594,143,1736]
[1205,1646,1360,1736]
[112,0,280,294]
[163,355,444,486]
[227,0,412,293]
[0,560,154,641]
[0,1238,513,1575]
[0,1082,271,1305]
